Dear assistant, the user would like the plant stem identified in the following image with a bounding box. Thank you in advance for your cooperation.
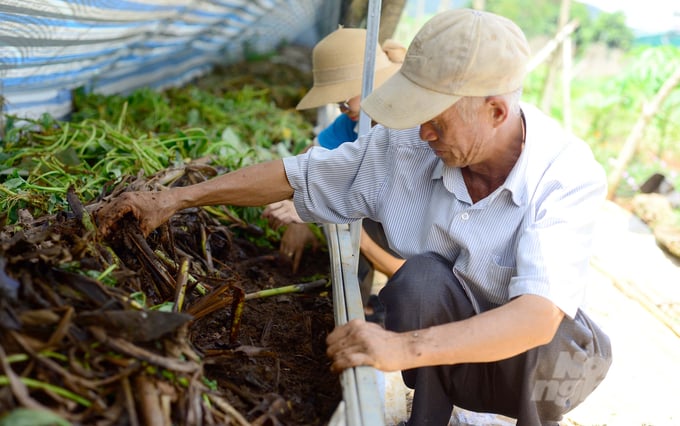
[244,279,328,300]
[0,376,91,407]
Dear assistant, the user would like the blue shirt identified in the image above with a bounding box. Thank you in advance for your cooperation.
[317,113,358,150]
[283,103,606,318]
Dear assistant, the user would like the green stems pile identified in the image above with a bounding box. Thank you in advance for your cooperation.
[0,80,314,227]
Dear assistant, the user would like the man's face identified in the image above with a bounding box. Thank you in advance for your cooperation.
[418,99,493,168]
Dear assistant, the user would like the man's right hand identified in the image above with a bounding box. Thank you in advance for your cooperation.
[95,190,178,237]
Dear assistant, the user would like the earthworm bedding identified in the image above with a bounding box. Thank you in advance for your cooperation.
[0,180,341,425]
[0,57,343,425]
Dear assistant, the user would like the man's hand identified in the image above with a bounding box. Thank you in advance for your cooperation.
[262,199,303,229]
[280,223,319,273]
[326,319,415,373]
[95,191,178,237]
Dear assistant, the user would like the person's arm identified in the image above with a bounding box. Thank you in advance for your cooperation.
[359,230,405,278]
[326,294,564,373]
[97,159,292,236]
[174,159,292,207]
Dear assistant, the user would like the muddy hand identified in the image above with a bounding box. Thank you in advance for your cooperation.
[96,191,176,237]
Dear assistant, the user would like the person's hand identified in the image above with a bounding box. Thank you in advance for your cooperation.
[262,199,302,229]
[326,319,412,373]
[95,191,177,237]
[280,223,319,273]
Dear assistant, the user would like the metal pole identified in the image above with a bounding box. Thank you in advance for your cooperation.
[350,0,383,273]
[358,0,382,137]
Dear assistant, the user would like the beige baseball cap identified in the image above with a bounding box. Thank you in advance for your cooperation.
[296,28,402,110]
[361,9,531,129]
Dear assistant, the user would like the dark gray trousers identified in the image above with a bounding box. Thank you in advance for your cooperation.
[379,252,612,426]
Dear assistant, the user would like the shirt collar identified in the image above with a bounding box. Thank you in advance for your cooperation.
[431,160,444,180]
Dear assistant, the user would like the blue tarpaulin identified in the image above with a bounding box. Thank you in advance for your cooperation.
[0,0,338,119]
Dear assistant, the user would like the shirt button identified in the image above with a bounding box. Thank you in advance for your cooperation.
[461,212,470,220]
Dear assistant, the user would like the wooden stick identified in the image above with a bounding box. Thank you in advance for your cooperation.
[607,66,680,199]
[173,257,190,313]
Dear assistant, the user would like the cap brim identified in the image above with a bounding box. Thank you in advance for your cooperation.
[296,83,356,110]
[296,62,401,110]
[361,71,461,130]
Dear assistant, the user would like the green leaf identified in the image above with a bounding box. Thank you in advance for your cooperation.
[151,301,175,312]
[3,177,25,190]
[0,408,71,426]
[220,126,242,146]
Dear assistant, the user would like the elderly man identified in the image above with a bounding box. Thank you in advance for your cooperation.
[97,9,612,425]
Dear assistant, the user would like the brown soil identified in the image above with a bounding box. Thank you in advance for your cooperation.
[190,239,341,425]
[0,174,341,425]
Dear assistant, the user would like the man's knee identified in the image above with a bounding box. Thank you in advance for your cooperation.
[380,252,475,331]
[387,252,453,293]
[530,353,610,413]
[529,312,612,419]
[380,252,453,305]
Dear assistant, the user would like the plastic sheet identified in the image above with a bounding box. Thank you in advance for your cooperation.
[0,0,335,119]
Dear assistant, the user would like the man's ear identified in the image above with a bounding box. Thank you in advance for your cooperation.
[485,96,509,128]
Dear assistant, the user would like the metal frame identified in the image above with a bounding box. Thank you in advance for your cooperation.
[328,1,386,424]
[327,223,385,426]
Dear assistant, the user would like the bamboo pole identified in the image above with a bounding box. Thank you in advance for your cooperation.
[561,29,573,132]
[379,0,407,43]
[527,20,579,73]
[606,66,680,200]
[559,0,572,132]
[539,0,571,115]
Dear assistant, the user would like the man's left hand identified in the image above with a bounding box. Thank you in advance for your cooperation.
[326,319,413,373]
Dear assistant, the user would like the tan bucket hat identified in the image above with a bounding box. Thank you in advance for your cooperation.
[361,9,531,129]
[296,28,402,110]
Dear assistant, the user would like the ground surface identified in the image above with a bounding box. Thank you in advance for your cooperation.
[0,190,341,425]
[563,201,680,426]
[191,244,341,425]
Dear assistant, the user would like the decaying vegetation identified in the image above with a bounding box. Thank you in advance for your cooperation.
[0,60,341,425]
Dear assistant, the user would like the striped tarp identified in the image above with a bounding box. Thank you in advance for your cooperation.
[0,0,338,119]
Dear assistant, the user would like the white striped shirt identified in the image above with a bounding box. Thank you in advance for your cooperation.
[283,103,606,318]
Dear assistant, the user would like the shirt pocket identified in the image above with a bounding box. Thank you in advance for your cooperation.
[489,253,517,284]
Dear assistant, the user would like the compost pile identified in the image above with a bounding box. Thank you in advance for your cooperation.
[0,58,342,425]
